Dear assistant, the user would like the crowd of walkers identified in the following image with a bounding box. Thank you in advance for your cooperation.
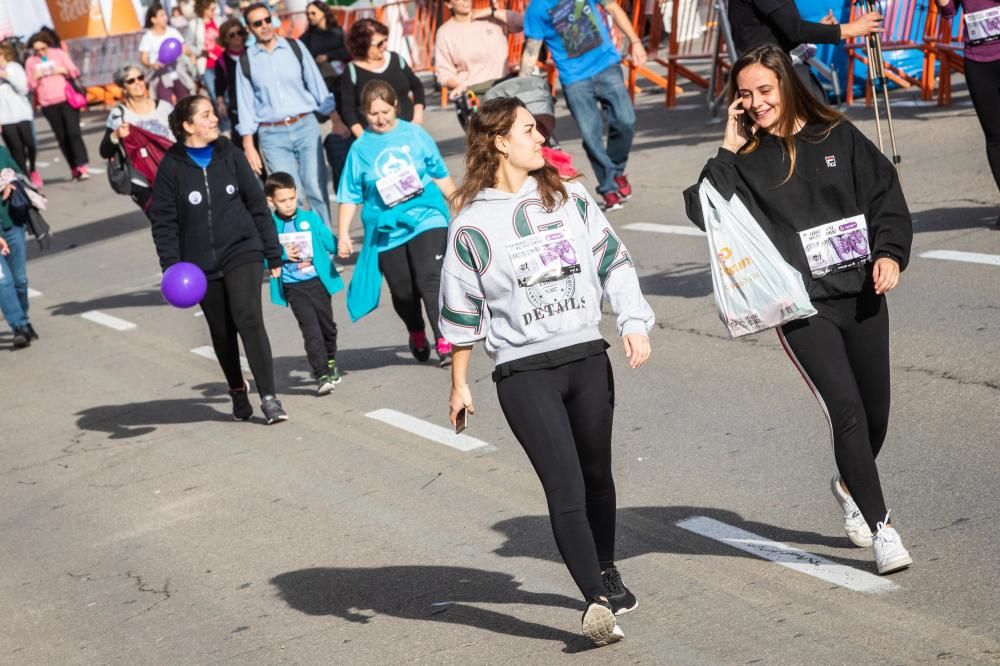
[2,0,998,649]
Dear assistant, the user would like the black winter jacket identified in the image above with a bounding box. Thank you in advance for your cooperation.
[684,121,913,301]
[149,137,281,278]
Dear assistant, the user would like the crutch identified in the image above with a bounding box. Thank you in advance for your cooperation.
[858,0,901,170]
[707,0,739,121]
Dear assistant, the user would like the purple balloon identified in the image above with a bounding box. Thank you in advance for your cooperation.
[161,262,207,308]
[158,37,183,65]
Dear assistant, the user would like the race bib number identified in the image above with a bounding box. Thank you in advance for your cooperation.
[279,231,317,276]
[376,163,423,208]
[965,6,1000,46]
[798,214,871,278]
[549,0,605,58]
[507,229,582,287]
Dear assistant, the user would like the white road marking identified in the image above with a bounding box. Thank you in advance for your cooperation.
[676,516,899,594]
[919,250,1000,267]
[27,288,42,298]
[194,311,204,317]
[191,345,249,371]
[87,167,106,175]
[80,310,137,331]
[623,223,706,237]
[365,408,491,452]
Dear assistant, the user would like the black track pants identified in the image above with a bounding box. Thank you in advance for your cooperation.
[377,227,446,340]
[965,57,1000,195]
[40,102,89,169]
[496,353,617,601]
[200,261,277,397]
[284,277,338,377]
[1,121,37,173]
[778,291,890,532]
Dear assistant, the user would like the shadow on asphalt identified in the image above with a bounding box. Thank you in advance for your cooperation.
[638,263,712,298]
[26,209,149,261]
[48,288,165,316]
[270,565,599,651]
[492,506,874,572]
[74,383,244,438]
[912,206,1000,233]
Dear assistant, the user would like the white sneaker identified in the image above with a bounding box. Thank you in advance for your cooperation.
[581,600,624,647]
[831,475,874,547]
[872,514,913,575]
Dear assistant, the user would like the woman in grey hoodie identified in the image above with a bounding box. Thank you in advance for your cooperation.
[439,97,654,648]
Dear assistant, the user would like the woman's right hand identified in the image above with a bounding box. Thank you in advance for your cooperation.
[337,237,353,258]
[115,123,131,140]
[449,383,475,428]
[722,98,754,153]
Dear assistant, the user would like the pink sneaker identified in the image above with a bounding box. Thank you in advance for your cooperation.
[29,171,43,189]
[70,166,79,180]
[76,164,91,181]
[436,337,452,368]
[408,331,431,362]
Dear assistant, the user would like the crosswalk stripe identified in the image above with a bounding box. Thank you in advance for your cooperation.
[80,310,137,331]
[623,223,706,237]
[191,345,249,371]
[366,408,491,452]
[919,250,1000,267]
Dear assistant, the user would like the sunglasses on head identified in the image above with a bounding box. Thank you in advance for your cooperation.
[249,16,271,28]
[125,74,146,84]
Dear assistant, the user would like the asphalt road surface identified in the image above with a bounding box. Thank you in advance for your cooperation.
[2,79,998,664]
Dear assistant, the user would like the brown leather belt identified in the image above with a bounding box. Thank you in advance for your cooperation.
[259,112,311,127]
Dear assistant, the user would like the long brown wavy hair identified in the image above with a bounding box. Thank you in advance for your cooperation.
[729,43,845,184]
[451,97,569,213]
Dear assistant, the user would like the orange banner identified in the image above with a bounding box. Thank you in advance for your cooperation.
[45,0,139,39]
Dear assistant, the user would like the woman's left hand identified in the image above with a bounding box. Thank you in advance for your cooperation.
[623,333,651,369]
[873,257,900,294]
[0,236,9,256]
[270,266,282,278]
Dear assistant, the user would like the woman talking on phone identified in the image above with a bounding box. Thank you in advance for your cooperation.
[683,43,913,575]
[440,97,654,646]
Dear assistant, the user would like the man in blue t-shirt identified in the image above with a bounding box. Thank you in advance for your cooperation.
[521,0,645,212]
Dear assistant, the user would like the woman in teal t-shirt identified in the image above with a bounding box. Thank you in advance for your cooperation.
[336,80,457,367]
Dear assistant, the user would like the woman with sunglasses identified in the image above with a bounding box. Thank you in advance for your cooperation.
[100,64,176,210]
[213,18,249,142]
[340,19,425,139]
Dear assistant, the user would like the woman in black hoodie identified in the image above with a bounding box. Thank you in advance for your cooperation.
[149,94,288,425]
[684,44,913,576]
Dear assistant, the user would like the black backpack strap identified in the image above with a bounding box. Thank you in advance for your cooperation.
[287,38,308,89]
[239,51,252,85]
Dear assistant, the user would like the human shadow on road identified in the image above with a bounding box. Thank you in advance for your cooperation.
[26,210,149,261]
[75,385,236,439]
[492,505,872,572]
[49,288,165,316]
[639,264,712,298]
[270,565,594,650]
[911,206,999,233]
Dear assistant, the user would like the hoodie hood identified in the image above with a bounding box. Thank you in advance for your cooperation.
[471,175,542,204]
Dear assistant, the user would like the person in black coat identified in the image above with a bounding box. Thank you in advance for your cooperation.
[149,94,289,425]
[300,0,350,88]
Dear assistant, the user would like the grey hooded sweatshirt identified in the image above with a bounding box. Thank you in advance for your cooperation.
[438,178,655,366]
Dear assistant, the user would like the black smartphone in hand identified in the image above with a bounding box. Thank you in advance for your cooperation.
[455,407,468,434]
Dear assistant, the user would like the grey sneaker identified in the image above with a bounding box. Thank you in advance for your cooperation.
[581,598,624,647]
[317,375,336,396]
[260,395,288,425]
[873,513,912,575]
[831,474,874,547]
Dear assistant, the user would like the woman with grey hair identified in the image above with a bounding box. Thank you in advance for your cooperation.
[100,63,176,209]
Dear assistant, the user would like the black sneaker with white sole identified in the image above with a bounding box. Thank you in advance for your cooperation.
[229,381,253,421]
[602,565,639,615]
[581,598,624,646]
[260,395,288,424]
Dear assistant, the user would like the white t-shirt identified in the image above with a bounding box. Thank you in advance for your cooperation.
[139,27,186,65]
[106,99,176,142]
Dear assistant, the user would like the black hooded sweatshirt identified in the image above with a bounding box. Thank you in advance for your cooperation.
[683,121,912,301]
[149,136,282,278]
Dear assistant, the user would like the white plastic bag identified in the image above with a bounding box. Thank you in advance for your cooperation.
[699,180,817,337]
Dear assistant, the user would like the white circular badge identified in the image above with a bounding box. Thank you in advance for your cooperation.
[226,184,235,195]
[188,191,203,205]
[300,222,310,230]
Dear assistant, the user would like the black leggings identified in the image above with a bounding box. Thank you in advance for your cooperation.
[40,102,89,169]
[199,261,277,397]
[778,291,890,532]
[284,277,338,377]
[964,57,1000,195]
[1,121,37,173]
[378,227,446,340]
[496,353,617,601]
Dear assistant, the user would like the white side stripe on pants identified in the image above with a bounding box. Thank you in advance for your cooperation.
[775,327,835,452]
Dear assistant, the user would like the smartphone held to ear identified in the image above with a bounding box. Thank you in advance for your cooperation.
[455,407,468,434]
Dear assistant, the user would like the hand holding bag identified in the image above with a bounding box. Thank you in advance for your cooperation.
[698,179,816,337]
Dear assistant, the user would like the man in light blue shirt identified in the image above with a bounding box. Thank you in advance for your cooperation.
[237,2,347,226]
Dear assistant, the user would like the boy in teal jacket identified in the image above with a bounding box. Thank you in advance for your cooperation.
[265,172,345,395]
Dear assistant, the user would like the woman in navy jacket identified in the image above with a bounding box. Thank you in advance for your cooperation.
[149,94,288,425]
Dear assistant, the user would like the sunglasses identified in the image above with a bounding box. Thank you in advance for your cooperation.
[125,74,146,84]
[372,39,387,49]
[227,30,247,38]
[249,16,271,28]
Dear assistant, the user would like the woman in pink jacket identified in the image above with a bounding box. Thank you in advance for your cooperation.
[25,31,91,181]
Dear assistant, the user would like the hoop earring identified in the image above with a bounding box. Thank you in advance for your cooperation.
[500,150,509,160]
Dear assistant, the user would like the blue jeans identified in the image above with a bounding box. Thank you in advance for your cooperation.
[258,114,331,227]
[562,64,636,195]
[0,225,29,331]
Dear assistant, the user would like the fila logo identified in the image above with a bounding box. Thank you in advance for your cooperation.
[825,155,837,168]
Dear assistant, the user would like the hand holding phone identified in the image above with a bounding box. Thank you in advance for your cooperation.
[450,383,475,433]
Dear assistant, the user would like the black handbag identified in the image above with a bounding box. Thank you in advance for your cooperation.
[107,146,133,196]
